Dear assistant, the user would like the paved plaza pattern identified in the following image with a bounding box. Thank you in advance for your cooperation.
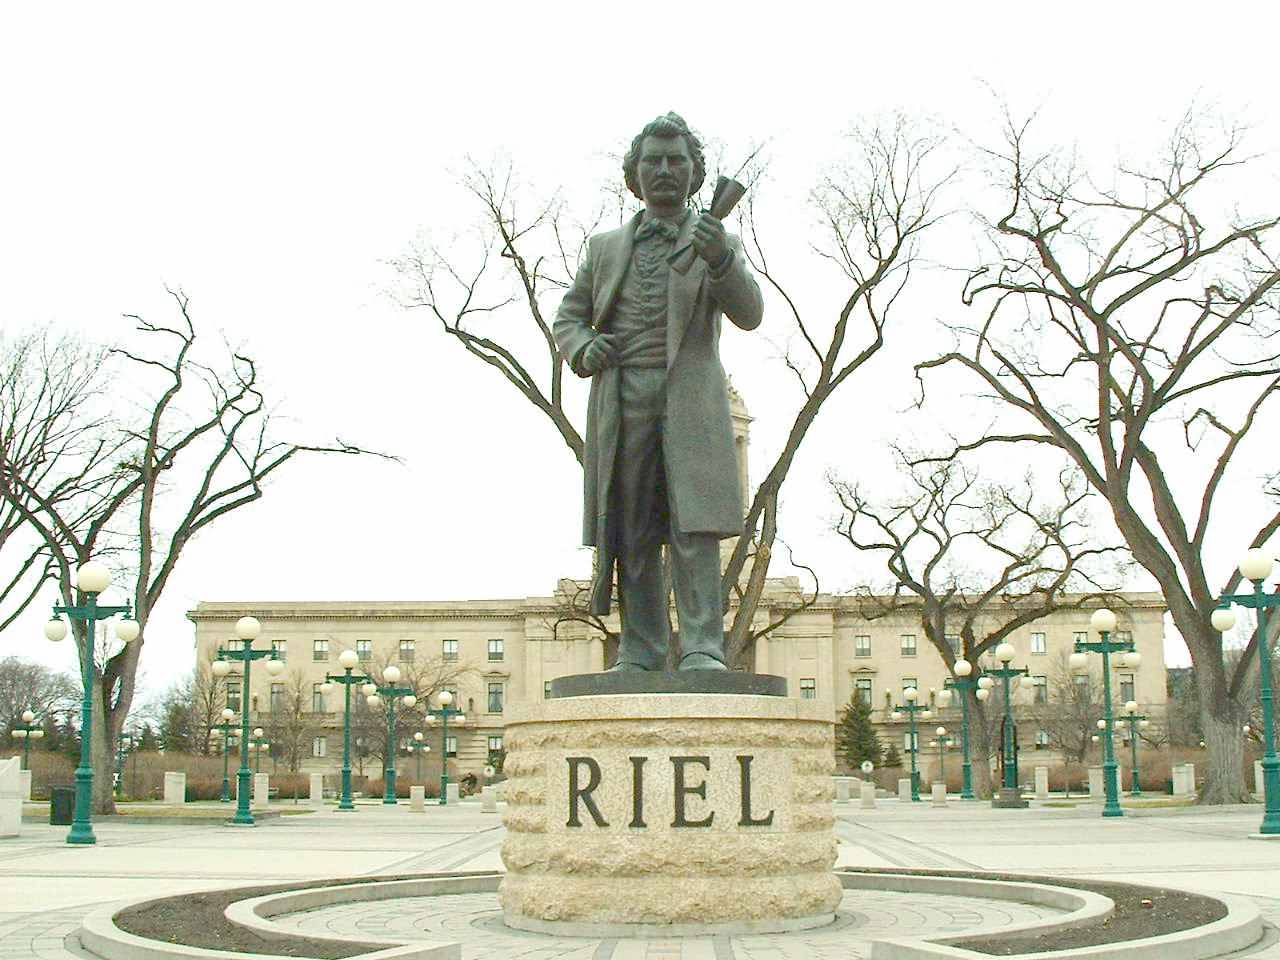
[3,798,1280,958]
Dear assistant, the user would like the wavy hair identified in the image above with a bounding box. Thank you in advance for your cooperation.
[622,112,706,202]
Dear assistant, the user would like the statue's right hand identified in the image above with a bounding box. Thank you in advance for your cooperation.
[581,334,619,374]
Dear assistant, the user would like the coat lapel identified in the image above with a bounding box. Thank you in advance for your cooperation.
[667,211,705,368]
[595,212,641,327]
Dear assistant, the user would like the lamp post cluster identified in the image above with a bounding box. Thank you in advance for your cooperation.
[932,726,953,789]
[210,616,283,826]
[10,710,43,770]
[889,687,931,801]
[114,731,135,797]
[210,708,237,803]
[367,665,417,805]
[1120,701,1150,796]
[323,649,369,812]
[43,562,140,845]
[1070,608,1139,818]
[940,658,992,800]
[409,730,431,781]
[986,642,1029,806]
[1213,548,1280,836]
[426,691,466,805]
[250,728,270,774]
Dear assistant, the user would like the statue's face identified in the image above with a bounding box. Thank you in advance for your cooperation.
[636,134,693,210]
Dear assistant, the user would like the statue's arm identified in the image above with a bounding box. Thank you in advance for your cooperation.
[553,240,598,378]
[707,234,763,331]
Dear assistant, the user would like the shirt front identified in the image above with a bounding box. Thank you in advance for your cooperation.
[609,212,688,368]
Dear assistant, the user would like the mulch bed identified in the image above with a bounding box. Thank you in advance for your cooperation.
[846,868,1227,956]
[114,871,497,959]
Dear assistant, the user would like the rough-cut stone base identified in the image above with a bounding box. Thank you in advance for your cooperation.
[499,693,840,932]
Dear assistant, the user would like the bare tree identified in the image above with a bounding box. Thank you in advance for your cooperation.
[0,656,77,733]
[1032,651,1103,764]
[0,291,392,812]
[915,109,1280,802]
[393,117,949,668]
[265,670,312,773]
[831,453,1126,796]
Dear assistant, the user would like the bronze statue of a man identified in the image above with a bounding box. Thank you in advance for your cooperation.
[553,113,763,672]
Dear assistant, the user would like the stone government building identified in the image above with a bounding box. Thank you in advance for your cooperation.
[187,584,1168,782]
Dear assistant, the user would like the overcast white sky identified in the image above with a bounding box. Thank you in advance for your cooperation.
[3,2,1278,699]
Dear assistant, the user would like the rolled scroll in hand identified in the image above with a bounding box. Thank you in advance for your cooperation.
[668,176,747,276]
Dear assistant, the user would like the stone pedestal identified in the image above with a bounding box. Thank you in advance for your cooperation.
[500,688,839,935]
[0,758,20,838]
[1257,760,1265,797]
[496,781,506,802]
[930,782,947,807]
[834,777,850,803]
[897,778,912,802]
[1033,766,1049,799]
[1173,763,1196,798]
[252,773,269,810]
[482,785,497,813]
[410,785,426,811]
[309,773,324,807]
[446,782,461,805]
[859,780,876,809]
[1088,766,1104,800]
[163,772,186,805]
[19,769,32,802]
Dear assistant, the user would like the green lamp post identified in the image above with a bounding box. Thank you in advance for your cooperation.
[211,616,283,826]
[211,708,237,803]
[426,690,466,805]
[325,649,369,811]
[987,642,1029,808]
[113,731,135,797]
[250,728,270,774]
[1213,548,1280,835]
[933,726,953,792]
[368,665,417,805]
[409,731,430,782]
[11,710,43,770]
[1071,608,1136,819]
[940,659,984,799]
[889,686,930,801]
[1119,701,1150,796]
[43,561,140,846]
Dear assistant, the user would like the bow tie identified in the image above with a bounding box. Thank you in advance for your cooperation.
[635,219,679,243]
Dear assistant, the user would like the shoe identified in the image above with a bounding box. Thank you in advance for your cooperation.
[607,661,649,673]
[678,653,728,671]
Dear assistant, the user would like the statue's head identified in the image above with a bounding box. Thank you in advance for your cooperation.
[622,112,706,208]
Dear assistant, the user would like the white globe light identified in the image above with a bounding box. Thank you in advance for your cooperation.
[12,730,26,739]
[1211,608,1237,632]
[366,695,379,707]
[454,714,466,724]
[253,727,264,738]
[265,658,285,676]
[31,729,43,739]
[221,708,235,721]
[338,650,359,670]
[423,744,431,753]
[76,561,111,594]
[211,660,231,678]
[116,619,140,643]
[954,659,972,677]
[1091,735,1099,742]
[976,688,990,701]
[414,731,423,742]
[1240,548,1275,583]
[21,710,34,724]
[362,683,377,696]
[890,711,902,721]
[861,760,874,774]
[437,690,453,706]
[935,726,947,736]
[977,676,994,691]
[402,694,417,708]
[484,765,495,777]
[321,682,335,694]
[1068,652,1089,673]
[44,618,68,642]
[234,616,261,640]
[1090,608,1118,633]
[936,689,953,708]
[1124,700,1138,714]
[1096,719,1107,729]
[903,686,918,702]
[1245,724,1253,734]
[921,710,932,720]
[1139,719,1150,729]
[383,665,402,684]
[995,642,1015,662]
[1124,651,1142,669]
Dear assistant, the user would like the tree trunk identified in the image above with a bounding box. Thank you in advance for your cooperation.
[1198,695,1249,804]
[969,697,995,800]
[90,682,117,814]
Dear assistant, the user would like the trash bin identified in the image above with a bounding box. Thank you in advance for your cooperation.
[50,786,75,825]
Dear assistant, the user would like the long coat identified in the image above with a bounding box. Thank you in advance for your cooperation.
[553,210,764,614]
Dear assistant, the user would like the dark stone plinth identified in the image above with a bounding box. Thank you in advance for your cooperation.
[991,787,1030,809]
[549,671,788,699]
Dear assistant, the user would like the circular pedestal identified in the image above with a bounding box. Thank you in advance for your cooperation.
[500,692,840,934]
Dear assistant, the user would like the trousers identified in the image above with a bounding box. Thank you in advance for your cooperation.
[612,367,725,669]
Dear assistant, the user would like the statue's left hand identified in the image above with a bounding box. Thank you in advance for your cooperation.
[691,213,730,268]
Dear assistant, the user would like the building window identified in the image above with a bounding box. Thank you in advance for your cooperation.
[270,683,285,713]
[271,639,287,661]
[445,735,458,758]
[543,681,552,699]
[487,735,504,756]
[945,634,961,655]
[312,682,326,713]
[488,639,504,662]
[799,678,816,699]
[1073,631,1087,646]
[443,639,458,661]
[1073,673,1090,693]
[487,683,504,713]
[313,638,329,661]
[1119,673,1135,704]
[357,639,372,662]
[399,639,415,662]
[1116,630,1133,644]
[1035,729,1049,749]
[902,677,918,694]
[226,679,241,712]
[901,634,917,657]
[312,737,327,758]
[1032,675,1048,704]
[855,678,872,706]
[854,635,871,658]
[1031,632,1046,655]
